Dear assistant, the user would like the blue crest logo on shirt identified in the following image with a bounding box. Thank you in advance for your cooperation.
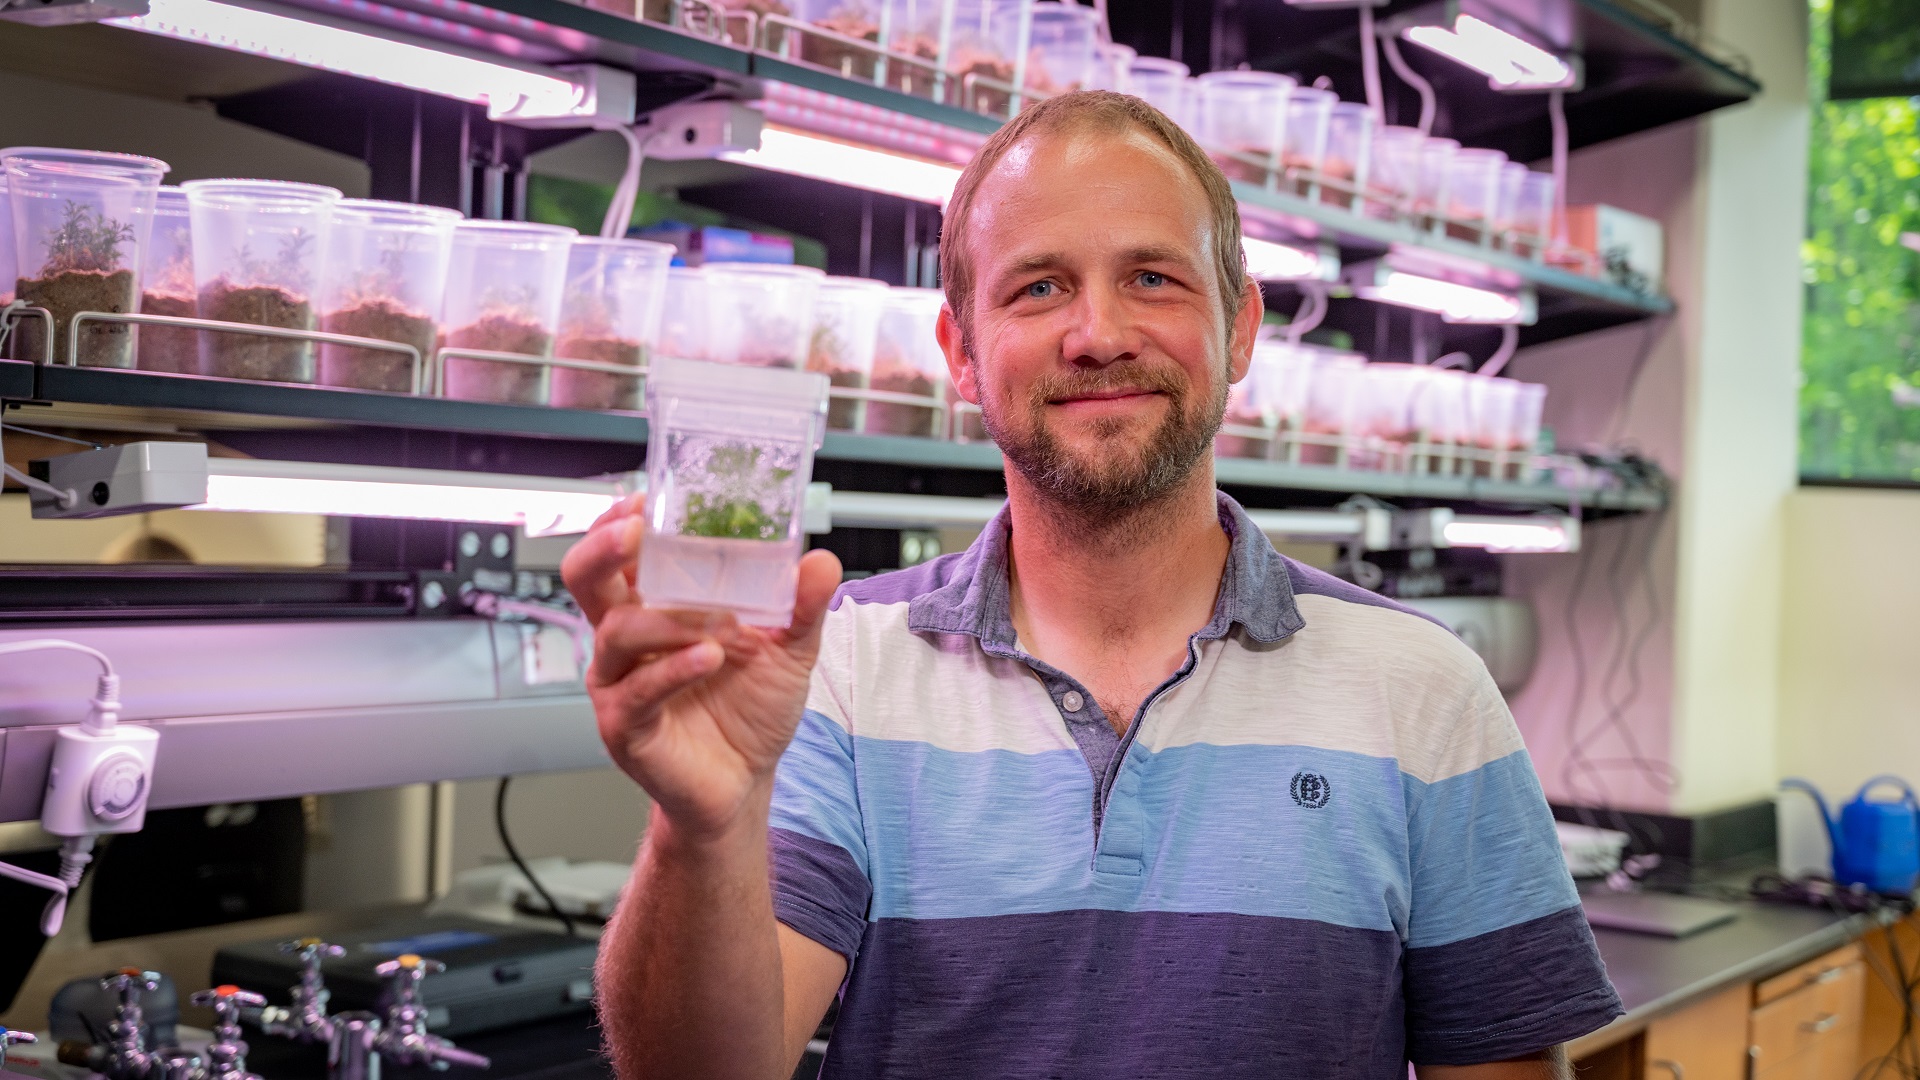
[1290,771,1331,809]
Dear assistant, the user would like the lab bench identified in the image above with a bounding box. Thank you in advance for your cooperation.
[0,898,1904,1080]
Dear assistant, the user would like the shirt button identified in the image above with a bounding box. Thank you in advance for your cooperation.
[1061,690,1085,713]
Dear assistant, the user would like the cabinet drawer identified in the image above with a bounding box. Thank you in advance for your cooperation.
[1749,959,1866,1077]
[1754,943,1863,1006]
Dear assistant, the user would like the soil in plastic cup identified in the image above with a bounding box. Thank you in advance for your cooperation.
[1026,1,1100,95]
[865,286,947,437]
[316,200,460,394]
[884,0,947,96]
[183,178,341,383]
[0,177,13,307]
[1358,362,1428,470]
[1446,148,1508,242]
[658,266,710,361]
[438,219,576,405]
[1415,137,1458,231]
[553,237,674,411]
[1217,338,1294,459]
[1302,348,1365,466]
[1089,40,1135,92]
[785,0,884,80]
[1366,126,1425,220]
[135,186,198,373]
[704,263,823,371]
[1411,366,1471,472]
[807,276,887,431]
[1281,87,1336,195]
[639,356,830,627]
[947,0,1027,115]
[1321,101,1374,208]
[3,147,168,367]
[1508,171,1556,257]
[1126,56,1191,127]
[1193,70,1296,186]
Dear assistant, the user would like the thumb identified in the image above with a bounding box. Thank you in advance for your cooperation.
[777,548,843,650]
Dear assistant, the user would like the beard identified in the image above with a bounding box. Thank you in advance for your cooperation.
[979,357,1228,522]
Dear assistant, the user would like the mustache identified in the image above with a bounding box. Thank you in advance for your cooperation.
[1028,364,1189,405]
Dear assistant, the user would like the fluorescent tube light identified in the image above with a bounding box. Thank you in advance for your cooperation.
[719,128,963,206]
[1242,238,1334,283]
[1403,14,1576,91]
[1443,515,1578,553]
[198,459,624,536]
[1356,269,1526,324]
[107,0,587,118]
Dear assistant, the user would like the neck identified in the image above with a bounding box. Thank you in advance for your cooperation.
[1003,464,1230,644]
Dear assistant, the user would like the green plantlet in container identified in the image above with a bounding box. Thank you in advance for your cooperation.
[41,201,135,275]
[16,201,140,367]
[677,444,794,540]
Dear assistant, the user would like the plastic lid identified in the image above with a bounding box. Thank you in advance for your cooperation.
[0,147,168,182]
[648,354,830,408]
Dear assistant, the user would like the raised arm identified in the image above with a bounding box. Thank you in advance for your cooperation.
[563,498,847,1080]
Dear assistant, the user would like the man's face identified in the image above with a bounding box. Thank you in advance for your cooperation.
[937,125,1260,517]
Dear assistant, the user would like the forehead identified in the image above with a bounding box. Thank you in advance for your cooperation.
[965,124,1215,274]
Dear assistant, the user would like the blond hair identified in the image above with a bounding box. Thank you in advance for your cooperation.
[939,90,1249,344]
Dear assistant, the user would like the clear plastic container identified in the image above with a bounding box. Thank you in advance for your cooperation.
[639,356,830,627]
[317,199,460,394]
[808,276,887,431]
[1217,338,1301,459]
[1415,136,1458,229]
[1193,71,1296,185]
[1302,348,1364,466]
[3,147,167,367]
[1025,1,1100,95]
[183,178,341,383]
[866,286,946,437]
[1367,125,1424,220]
[439,219,577,405]
[1511,380,1546,452]
[554,237,675,411]
[658,266,709,360]
[0,177,13,307]
[1411,366,1471,468]
[1446,148,1507,241]
[784,0,885,81]
[1321,101,1374,208]
[884,0,947,96]
[1281,87,1336,195]
[135,186,198,374]
[1466,373,1516,452]
[1088,40,1134,92]
[948,0,1028,115]
[703,263,823,370]
[1506,170,1556,256]
[1127,56,1190,125]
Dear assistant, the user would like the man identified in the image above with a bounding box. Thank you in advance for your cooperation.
[563,91,1620,1079]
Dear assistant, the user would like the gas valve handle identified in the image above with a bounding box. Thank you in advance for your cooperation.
[281,938,347,964]
[0,1027,38,1047]
[192,986,268,1080]
[101,969,162,1002]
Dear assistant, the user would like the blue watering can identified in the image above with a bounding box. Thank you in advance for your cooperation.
[1780,776,1920,895]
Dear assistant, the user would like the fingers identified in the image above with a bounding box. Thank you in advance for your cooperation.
[776,548,843,648]
[589,604,742,688]
[593,638,726,744]
[562,494,645,625]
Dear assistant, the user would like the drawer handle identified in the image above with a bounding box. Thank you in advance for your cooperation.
[1650,1059,1686,1080]
[1801,1012,1839,1034]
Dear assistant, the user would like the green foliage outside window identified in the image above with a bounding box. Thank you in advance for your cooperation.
[1801,0,1920,480]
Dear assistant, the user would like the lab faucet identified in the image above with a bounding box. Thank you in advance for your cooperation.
[370,955,491,1071]
[190,986,266,1080]
[251,939,345,1044]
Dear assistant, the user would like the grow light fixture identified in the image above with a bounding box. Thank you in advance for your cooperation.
[1401,12,1578,91]
[107,0,596,121]
[720,128,964,206]
[1444,515,1578,553]
[1242,238,1337,283]
[1348,257,1534,325]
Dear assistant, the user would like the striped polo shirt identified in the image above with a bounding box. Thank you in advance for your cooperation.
[771,493,1620,1078]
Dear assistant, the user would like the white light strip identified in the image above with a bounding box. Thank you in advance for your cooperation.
[1444,516,1578,553]
[195,460,625,537]
[1357,270,1525,324]
[108,0,581,114]
[720,128,963,206]
[1403,14,1575,90]
[1242,238,1328,282]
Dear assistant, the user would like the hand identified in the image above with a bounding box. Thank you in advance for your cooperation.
[561,496,843,841]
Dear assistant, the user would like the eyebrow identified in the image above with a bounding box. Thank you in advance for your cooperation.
[993,244,1199,284]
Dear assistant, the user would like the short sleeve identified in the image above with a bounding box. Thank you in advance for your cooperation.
[1401,677,1622,1065]
[768,611,872,965]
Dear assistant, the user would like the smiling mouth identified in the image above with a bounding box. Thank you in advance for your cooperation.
[1049,387,1164,405]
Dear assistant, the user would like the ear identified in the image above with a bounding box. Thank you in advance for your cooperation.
[1227,277,1264,384]
[937,304,981,406]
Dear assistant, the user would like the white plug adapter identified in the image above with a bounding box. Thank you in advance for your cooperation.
[41,725,160,837]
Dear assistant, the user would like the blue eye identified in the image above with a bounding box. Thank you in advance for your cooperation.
[1024,281,1056,298]
[1139,271,1167,287]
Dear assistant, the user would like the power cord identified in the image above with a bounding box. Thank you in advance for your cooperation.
[493,777,577,937]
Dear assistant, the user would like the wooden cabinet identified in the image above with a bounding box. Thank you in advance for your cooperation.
[1643,984,1752,1080]
[1749,944,1867,1080]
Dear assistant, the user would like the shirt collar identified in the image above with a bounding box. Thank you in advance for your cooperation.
[906,491,1305,652]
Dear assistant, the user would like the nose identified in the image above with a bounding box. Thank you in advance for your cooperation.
[1060,278,1141,368]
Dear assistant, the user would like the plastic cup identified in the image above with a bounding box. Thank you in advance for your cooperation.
[866,286,946,437]
[808,276,887,431]
[1217,338,1293,459]
[1415,137,1458,228]
[658,266,709,360]
[1193,71,1296,186]
[638,356,830,627]
[1412,366,1470,471]
[438,219,576,405]
[554,237,675,411]
[1368,125,1424,220]
[948,0,1027,115]
[704,263,823,370]
[1025,1,1100,95]
[0,177,13,307]
[135,186,198,374]
[3,147,167,367]
[1281,87,1336,196]
[317,199,460,394]
[1088,40,1134,92]
[1322,101,1374,208]
[884,0,947,96]
[1446,148,1508,241]
[183,178,341,383]
[1508,171,1556,256]
[1358,362,1427,469]
[1127,56,1190,125]
[1511,381,1546,452]
[1302,347,1364,466]
[779,0,886,80]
